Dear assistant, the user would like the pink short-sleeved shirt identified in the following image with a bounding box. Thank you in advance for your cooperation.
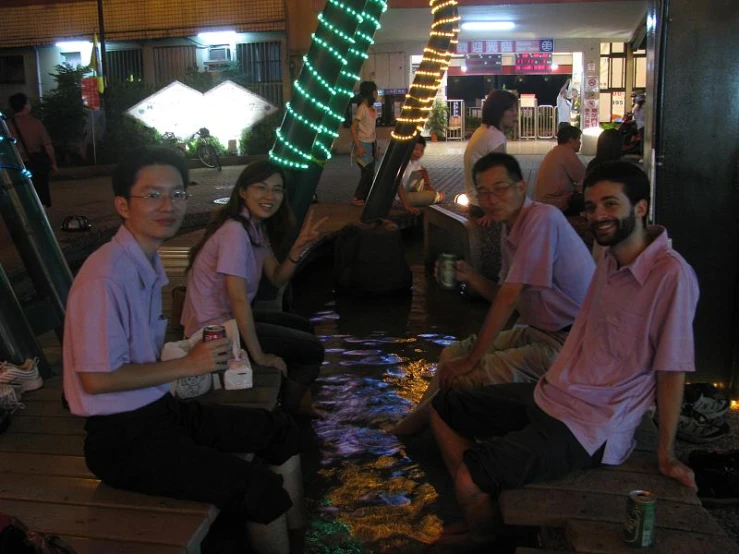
[63,226,170,417]
[535,227,699,465]
[181,211,271,338]
[534,144,587,210]
[502,198,595,331]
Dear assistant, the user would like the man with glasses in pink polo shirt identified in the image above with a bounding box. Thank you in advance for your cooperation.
[63,147,305,553]
[392,152,595,435]
[429,160,699,545]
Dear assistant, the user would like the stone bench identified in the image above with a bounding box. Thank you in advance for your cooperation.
[0,373,281,553]
[423,204,501,282]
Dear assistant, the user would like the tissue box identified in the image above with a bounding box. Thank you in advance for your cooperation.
[223,350,253,390]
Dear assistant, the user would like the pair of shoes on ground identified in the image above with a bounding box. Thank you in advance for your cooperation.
[689,449,739,505]
[0,358,42,411]
[676,383,730,444]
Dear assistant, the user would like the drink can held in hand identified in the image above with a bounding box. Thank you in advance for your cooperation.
[623,490,656,548]
[203,324,227,342]
[437,253,457,290]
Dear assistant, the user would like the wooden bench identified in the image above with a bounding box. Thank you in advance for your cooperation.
[499,420,739,553]
[0,372,281,553]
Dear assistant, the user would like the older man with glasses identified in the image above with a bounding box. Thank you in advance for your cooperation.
[392,152,595,436]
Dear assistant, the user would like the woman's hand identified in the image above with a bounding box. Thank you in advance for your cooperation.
[355,144,366,158]
[290,209,329,260]
[254,353,288,376]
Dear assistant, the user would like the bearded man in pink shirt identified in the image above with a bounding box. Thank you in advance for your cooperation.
[63,147,306,553]
[429,160,699,545]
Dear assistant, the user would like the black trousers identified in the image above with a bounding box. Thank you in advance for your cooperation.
[254,310,323,386]
[84,394,300,524]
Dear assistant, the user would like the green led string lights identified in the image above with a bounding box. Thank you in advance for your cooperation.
[270,0,370,170]
[310,0,388,163]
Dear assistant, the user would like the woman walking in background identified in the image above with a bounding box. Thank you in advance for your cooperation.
[8,93,57,208]
[350,81,379,206]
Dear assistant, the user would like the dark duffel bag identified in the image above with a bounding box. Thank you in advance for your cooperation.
[334,219,412,296]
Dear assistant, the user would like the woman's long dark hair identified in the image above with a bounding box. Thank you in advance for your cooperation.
[187,160,296,271]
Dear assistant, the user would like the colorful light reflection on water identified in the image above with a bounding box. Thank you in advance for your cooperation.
[293,262,490,553]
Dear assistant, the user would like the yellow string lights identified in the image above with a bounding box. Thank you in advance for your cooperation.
[391,2,459,141]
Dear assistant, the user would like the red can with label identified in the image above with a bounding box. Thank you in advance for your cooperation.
[202,324,227,342]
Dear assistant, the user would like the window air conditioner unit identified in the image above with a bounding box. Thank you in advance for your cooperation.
[206,46,232,64]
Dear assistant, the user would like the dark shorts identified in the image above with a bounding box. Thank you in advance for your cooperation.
[432,383,603,496]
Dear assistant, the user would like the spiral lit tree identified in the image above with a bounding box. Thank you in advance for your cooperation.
[270,0,388,224]
[361,0,459,221]
[0,113,72,372]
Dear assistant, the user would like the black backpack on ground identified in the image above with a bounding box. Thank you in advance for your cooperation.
[333,219,412,296]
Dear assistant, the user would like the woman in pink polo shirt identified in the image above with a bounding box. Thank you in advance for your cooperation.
[182,160,327,415]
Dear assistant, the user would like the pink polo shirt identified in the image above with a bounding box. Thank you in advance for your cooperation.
[63,226,170,417]
[502,198,595,331]
[535,226,699,465]
[181,210,271,338]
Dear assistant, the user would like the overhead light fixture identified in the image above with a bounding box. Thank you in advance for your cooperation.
[460,22,515,31]
[197,31,237,45]
[461,65,468,72]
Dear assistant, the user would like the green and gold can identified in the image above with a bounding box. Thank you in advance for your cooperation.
[623,490,656,548]
[437,253,457,290]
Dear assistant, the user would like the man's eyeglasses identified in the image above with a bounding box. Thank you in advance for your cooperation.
[476,182,517,199]
[128,190,191,203]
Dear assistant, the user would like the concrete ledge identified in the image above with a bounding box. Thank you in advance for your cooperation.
[423,204,481,269]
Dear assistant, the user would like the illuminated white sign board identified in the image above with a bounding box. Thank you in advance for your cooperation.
[127,80,277,146]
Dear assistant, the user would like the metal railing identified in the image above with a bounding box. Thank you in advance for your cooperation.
[537,105,556,139]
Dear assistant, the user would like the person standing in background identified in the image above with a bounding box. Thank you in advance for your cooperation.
[463,89,518,225]
[350,81,379,206]
[8,93,57,208]
[557,79,573,131]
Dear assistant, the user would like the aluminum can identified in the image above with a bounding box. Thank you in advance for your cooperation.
[623,490,656,548]
[202,324,227,342]
[437,253,457,290]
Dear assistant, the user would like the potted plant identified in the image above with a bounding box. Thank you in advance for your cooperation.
[426,99,448,141]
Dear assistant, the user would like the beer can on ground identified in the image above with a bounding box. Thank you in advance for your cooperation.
[623,490,656,548]
[203,324,227,342]
[437,253,458,290]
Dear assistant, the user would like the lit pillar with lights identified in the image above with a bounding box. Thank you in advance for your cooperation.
[361,0,459,222]
[270,0,372,223]
[0,113,73,373]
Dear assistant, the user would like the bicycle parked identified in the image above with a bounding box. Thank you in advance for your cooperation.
[161,128,222,171]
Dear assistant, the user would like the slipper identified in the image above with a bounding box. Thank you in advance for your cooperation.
[351,198,365,206]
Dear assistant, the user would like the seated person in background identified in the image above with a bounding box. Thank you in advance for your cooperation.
[391,153,594,436]
[397,134,445,215]
[63,147,306,553]
[182,160,327,416]
[430,161,699,546]
[534,124,586,215]
[586,128,623,175]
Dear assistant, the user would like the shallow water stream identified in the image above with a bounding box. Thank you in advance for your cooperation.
[291,239,490,553]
